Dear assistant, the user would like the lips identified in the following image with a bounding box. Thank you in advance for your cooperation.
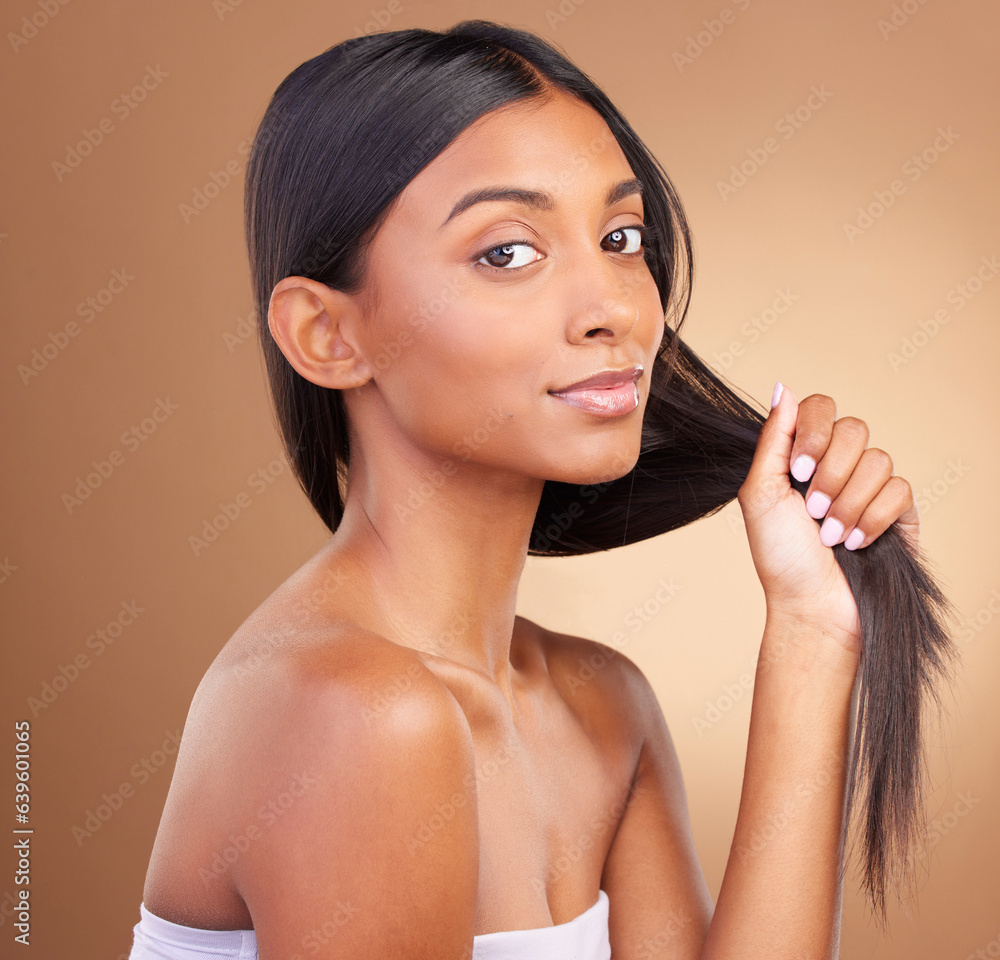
[548,364,643,417]
[549,364,644,394]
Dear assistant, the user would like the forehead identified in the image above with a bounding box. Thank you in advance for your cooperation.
[390,91,634,219]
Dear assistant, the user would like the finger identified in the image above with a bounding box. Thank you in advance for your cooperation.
[814,447,894,547]
[788,394,837,484]
[802,416,871,520]
[842,476,916,551]
[745,382,800,485]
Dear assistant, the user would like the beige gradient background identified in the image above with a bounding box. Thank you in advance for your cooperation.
[1,0,997,956]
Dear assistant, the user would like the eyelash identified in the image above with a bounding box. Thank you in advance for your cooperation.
[473,224,654,274]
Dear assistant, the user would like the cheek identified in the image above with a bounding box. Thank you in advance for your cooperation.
[414,304,540,409]
[641,286,667,353]
[366,276,544,456]
[381,256,539,388]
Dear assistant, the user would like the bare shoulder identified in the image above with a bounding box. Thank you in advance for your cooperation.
[520,619,712,954]
[520,615,663,741]
[231,620,479,952]
[146,607,479,946]
[187,610,478,808]
[527,617,688,800]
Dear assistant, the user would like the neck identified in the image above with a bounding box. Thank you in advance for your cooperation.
[317,433,546,695]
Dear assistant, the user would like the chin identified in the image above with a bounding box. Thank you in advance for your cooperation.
[543,434,641,487]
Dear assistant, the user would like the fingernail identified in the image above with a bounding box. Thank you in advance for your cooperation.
[806,491,831,519]
[791,455,815,483]
[819,516,844,547]
[770,382,783,409]
[844,527,865,551]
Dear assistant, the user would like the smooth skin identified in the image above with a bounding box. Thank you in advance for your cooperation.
[140,89,918,959]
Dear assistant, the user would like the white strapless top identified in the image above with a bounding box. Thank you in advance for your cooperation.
[128,890,611,960]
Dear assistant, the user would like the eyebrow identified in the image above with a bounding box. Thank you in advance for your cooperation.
[440,177,643,228]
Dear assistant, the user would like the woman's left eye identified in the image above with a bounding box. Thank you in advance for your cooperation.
[602,226,645,254]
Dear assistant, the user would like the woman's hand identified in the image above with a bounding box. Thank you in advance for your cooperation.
[738,383,919,659]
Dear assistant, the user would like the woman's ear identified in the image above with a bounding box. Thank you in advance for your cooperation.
[267,276,374,389]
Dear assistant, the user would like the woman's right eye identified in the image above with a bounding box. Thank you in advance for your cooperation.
[476,242,543,271]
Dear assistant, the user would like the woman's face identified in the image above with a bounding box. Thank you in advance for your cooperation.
[347,89,665,487]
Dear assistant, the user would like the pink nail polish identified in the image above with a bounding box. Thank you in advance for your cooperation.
[819,516,844,547]
[806,491,831,519]
[791,455,815,483]
[844,528,865,551]
[771,382,783,409]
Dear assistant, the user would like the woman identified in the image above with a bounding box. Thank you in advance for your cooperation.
[128,20,953,960]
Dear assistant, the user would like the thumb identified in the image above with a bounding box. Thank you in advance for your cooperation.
[747,381,800,486]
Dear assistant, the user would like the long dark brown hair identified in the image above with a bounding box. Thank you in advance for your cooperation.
[243,19,958,924]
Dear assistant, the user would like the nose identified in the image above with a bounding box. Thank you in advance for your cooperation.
[564,250,640,344]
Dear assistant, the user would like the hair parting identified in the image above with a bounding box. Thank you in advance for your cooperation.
[243,18,959,925]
